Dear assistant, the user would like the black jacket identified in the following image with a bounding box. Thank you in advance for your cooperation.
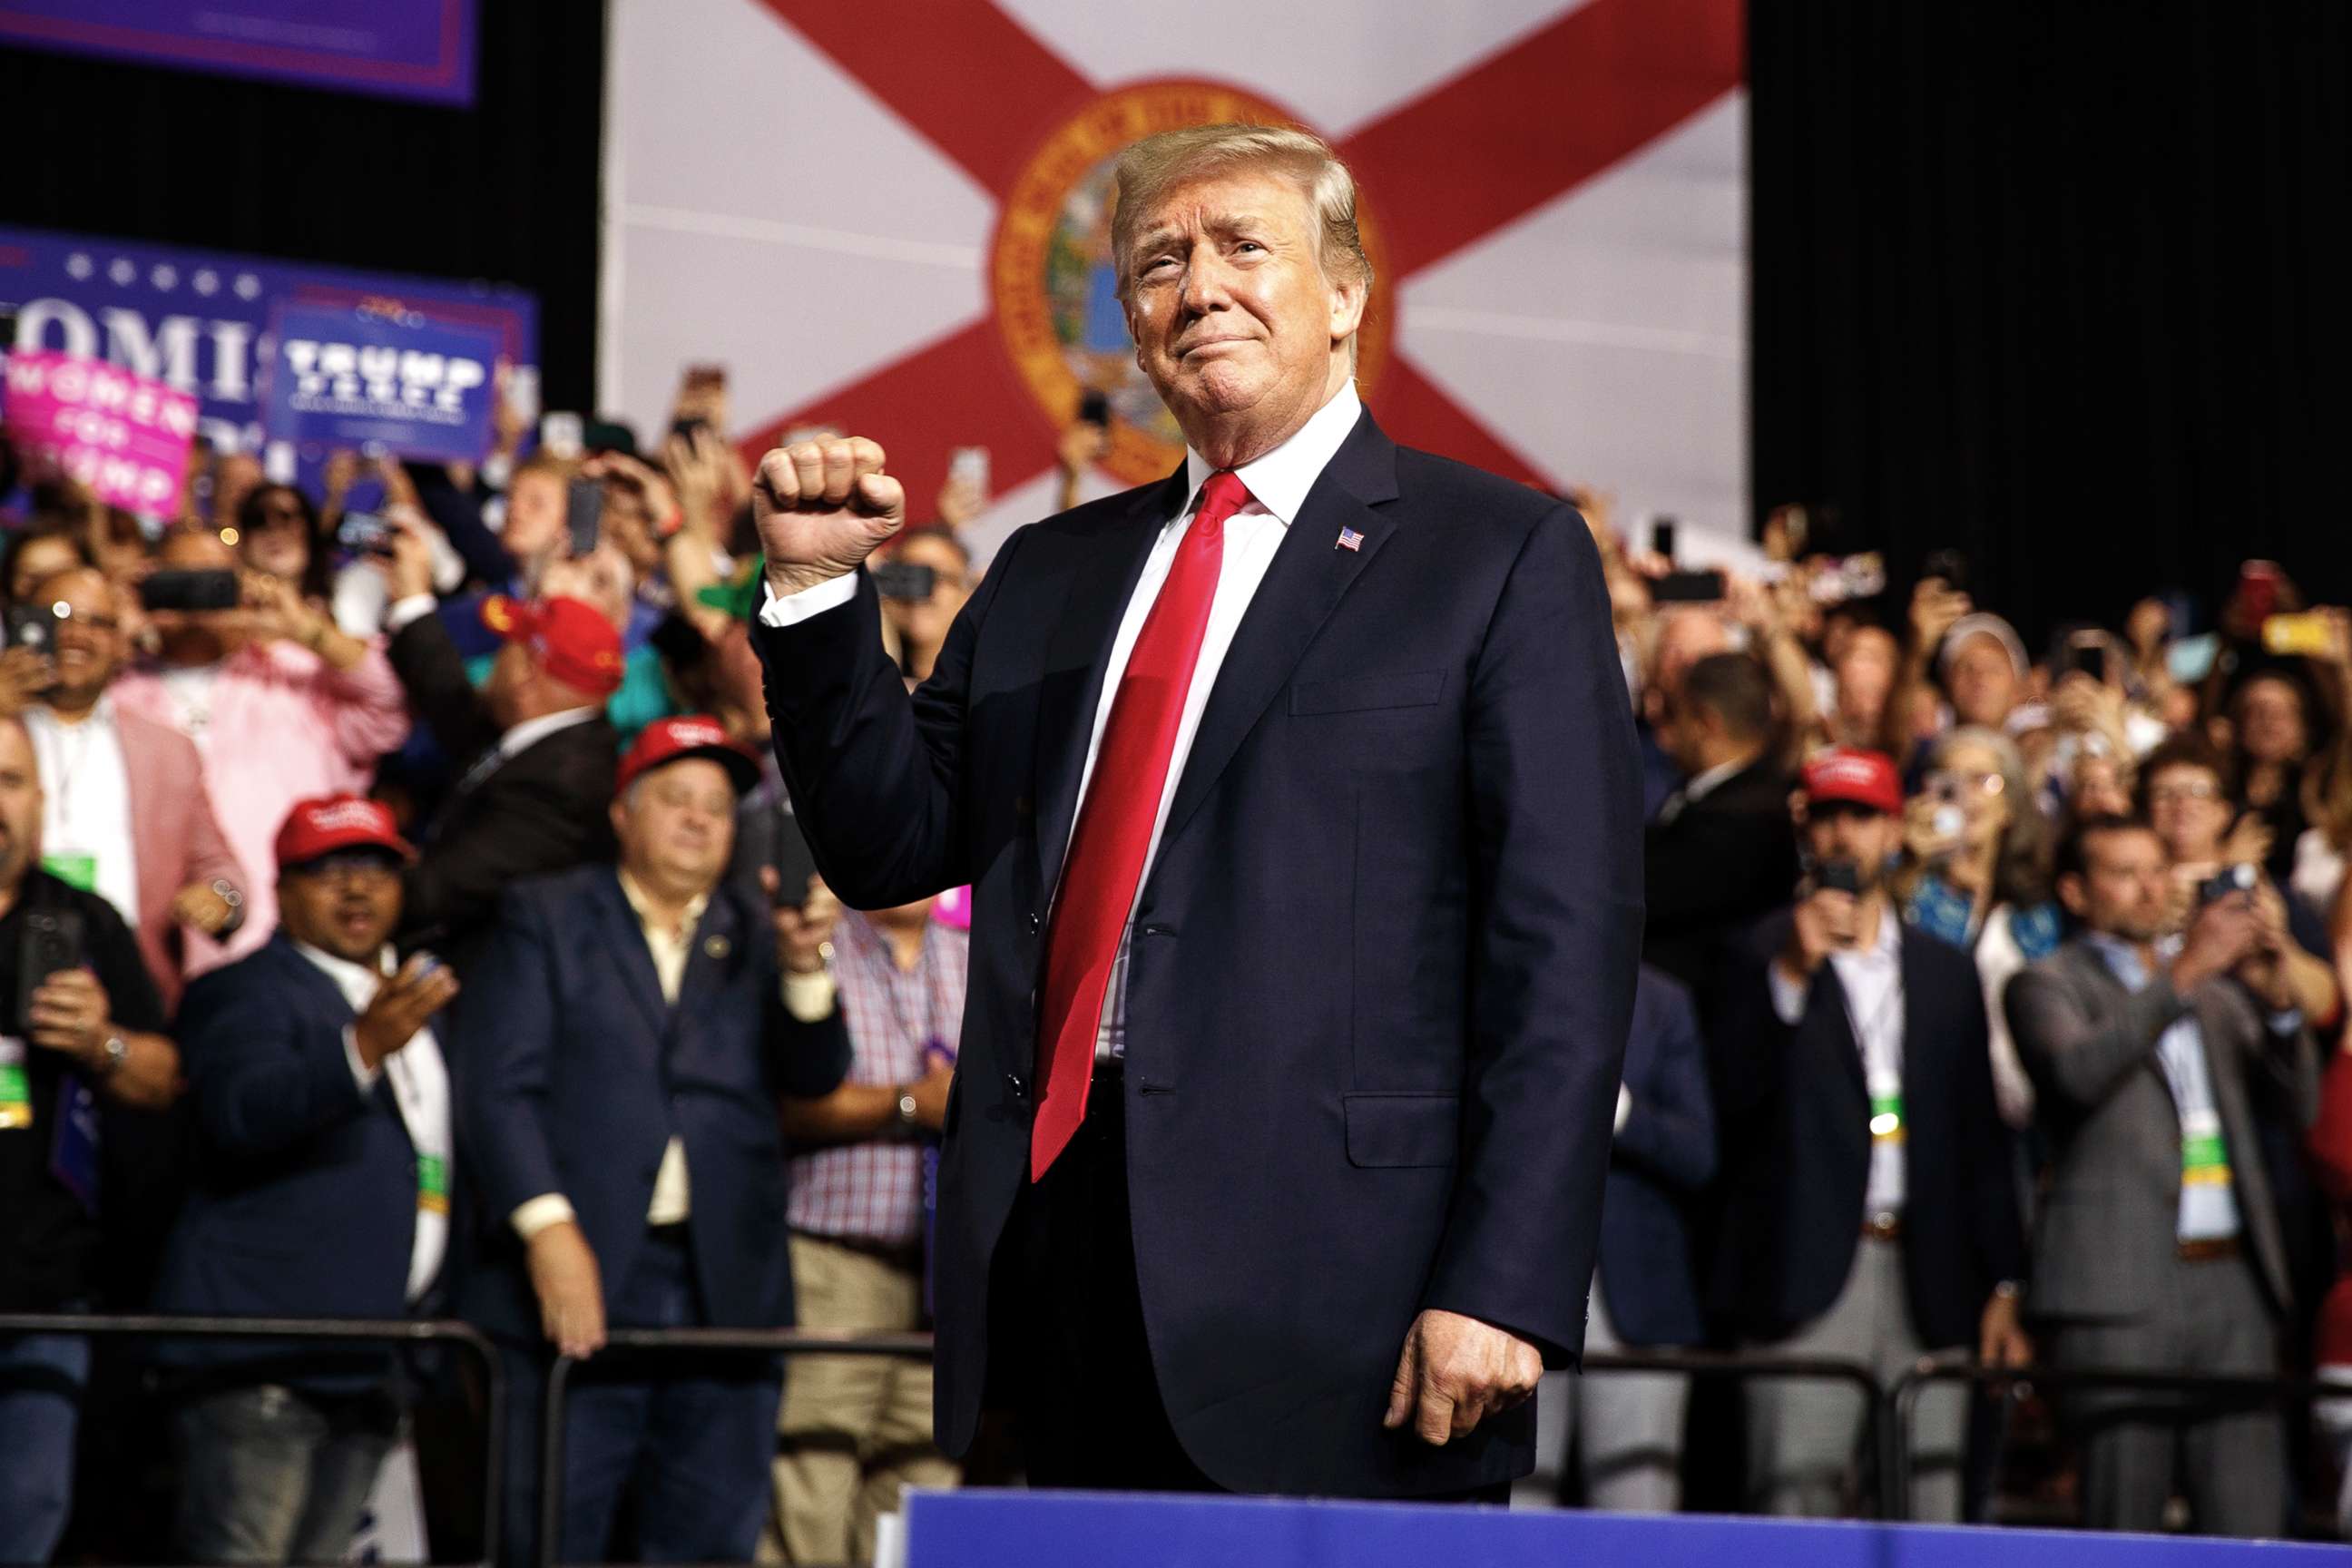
[1709,907,2026,1348]
[1642,756,1798,1000]
[387,612,617,972]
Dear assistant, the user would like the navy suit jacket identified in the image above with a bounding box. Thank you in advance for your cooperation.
[756,411,1644,1497]
[1709,909,2027,1348]
[1597,966,1718,1347]
[451,865,848,1340]
[154,934,447,1375]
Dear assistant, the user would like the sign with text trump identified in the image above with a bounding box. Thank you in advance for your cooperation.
[261,299,500,463]
[2,349,198,515]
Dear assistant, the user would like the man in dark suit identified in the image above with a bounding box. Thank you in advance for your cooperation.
[1642,651,1799,1001]
[454,717,851,1564]
[748,122,1643,1499]
[155,797,459,1564]
[1711,749,2028,1520]
[2007,813,2318,1537]
[382,578,623,972]
[1547,964,1715,1511]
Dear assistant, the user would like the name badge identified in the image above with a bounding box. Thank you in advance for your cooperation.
[2180,1108,2232,1187]
[0,1037,30,1131]
[417,1152,451,1215]
[40,851,97,895]
[1867,1068,1905,1142]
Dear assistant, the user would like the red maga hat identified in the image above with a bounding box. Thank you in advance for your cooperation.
[615,714,761,799]
[1801,748,1904,817]
[275,794,415,869]
[480,594,624,697]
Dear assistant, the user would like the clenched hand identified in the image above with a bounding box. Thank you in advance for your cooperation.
[1383,1308,1543,1446]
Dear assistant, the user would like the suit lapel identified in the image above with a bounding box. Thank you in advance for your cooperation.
[589,870,671,1041]
[1030,472,1188,905]
[1152,414,1402,855]
[1812,961,1869,1098]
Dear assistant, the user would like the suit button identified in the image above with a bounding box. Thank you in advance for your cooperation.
[1004,1073,1029,1102]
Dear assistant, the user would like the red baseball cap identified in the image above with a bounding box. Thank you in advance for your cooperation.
[275,795,415,869]
[481,594,624,697]
[1801,748,1904,817]
[615,714,761,799]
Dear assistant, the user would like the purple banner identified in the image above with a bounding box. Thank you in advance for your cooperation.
[0,1,475,106]
[0,225,536,472]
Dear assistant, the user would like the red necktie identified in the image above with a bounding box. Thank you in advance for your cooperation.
[1029,470,1250,1179]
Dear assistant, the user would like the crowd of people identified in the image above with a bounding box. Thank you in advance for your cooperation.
[0,375,2347,1561]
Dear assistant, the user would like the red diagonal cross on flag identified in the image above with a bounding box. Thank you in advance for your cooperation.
[733,0,1743,524]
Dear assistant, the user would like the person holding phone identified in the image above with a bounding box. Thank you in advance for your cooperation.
[1711,747,2028,1521]
[112,529,411,975]
[0,714,177,1566]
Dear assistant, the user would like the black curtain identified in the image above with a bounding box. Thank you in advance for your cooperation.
[0,0,605,411]
[1750,0,2352,649]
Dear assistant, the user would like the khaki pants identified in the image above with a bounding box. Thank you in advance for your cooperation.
[760,1234,959,1566]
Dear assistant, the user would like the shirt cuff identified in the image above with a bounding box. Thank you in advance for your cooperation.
[1768,963,1810,1026]
[782,970,838,1023]
[2267,1007,2305,1035]
[1613,1083,1632,1135]
[342,1025,382,1093]
[758,574,858,629]
[511,1193,577,1242]
[386,594,439,634]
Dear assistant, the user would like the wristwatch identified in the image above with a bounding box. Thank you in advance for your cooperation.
[897,1089,920,1129]
[94,1032,129,1078]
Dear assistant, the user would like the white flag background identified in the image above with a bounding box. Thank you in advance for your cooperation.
[601,0,1747,564]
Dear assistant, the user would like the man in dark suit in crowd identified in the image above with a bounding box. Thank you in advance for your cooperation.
[2007,813,2318,1537]
[1548,964,1715,1511]
[1711,749,2028,1520]
[750,122,1642,1499]
[455,717,850,1564]
[155,797,459,1565]
[1642,651,1799,1000]
[381,573,623,972]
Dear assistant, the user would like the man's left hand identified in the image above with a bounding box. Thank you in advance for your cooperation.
[27,969,111,1063]
[1977,1289,2033,1368]
[1383,1308,1542,1446]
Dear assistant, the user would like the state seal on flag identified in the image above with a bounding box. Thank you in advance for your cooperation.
[989,79,1393,486]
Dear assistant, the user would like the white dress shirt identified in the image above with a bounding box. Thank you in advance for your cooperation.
[24,698,140,928]
[762,382,1366,1060]
[1770,900,1907,1218]
[295,941,454,1303]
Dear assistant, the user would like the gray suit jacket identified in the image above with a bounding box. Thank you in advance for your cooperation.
[2005,937,2318,1321]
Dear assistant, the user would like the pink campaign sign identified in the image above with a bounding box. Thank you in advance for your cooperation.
[2,349,199,515]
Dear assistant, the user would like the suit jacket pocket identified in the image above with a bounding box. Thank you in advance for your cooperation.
[1289,671,1446,716]
[1344,1093,1460,1168]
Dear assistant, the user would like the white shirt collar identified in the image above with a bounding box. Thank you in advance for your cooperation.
[499,704,601,761]
[293,938,396,1008]
[1181,380,1363,528]
[31,691,117,732]
[1680,754,1751,806]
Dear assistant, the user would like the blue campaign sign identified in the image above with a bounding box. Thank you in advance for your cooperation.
[0,225,535,468]
[0,1,475,106]
[904,1490,2346,1568]
[262,301,500,463]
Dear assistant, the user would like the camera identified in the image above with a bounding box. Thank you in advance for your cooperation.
[3,602,59,659]
[15,906,85,1034]
[336,512,396,556]
[870,561,936,602]
[139,569,241,612]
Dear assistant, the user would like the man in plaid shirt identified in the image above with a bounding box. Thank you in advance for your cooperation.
[764,892,963,1564]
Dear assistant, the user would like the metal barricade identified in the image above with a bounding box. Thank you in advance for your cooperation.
[0,1311,505,1565]
[1882,1348,2326,1529]
[1578,1348,1891,1516]
[536,1328,934,1568]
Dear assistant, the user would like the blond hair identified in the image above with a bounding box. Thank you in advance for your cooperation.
[1110,123,1372,303]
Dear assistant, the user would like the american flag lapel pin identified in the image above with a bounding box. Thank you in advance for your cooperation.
[1336,526,1364,552]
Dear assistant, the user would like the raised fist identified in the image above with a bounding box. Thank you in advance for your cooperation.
[751,436,906,598]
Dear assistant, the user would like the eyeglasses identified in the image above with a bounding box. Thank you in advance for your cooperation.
[2147,779,2221,805]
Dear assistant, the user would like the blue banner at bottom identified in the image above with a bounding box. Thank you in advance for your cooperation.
[906,1490,2340,1568]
